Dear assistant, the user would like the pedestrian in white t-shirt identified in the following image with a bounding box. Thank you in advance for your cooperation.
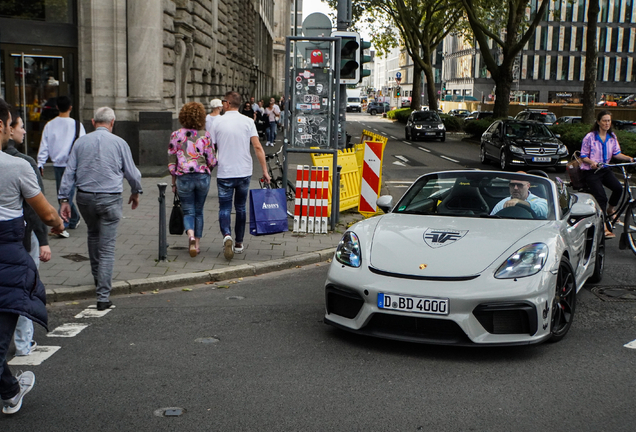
[205,98,223,136]
[36,96,86,236]
[211,91,271,260]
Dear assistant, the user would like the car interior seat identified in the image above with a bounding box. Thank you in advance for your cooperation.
[437,178,490,215]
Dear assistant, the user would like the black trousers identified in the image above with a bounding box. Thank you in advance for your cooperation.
[584,168,623,212]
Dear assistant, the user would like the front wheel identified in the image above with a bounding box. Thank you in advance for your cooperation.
[589,234,605,283]
[549,257,576,342]
[500,150,510,171]
[370,110,377,115]
[624,202,636,256]
[479,144,489,165]
[286,180,297,218]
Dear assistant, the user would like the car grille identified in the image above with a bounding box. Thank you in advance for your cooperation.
[326,285,364,319]
[525,147,557,155]
[365,313,471,344]
[473,303,537,335]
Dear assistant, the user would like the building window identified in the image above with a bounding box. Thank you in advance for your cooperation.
[599,27,608,52]
[566,0,574,21]
[552,27,560,51]
[573,56,582,81]
[601,0,610,22]
[539,55,546,79]
[623,28,632,52]
[620,56,628,81]
[563,27,572,51]
[526,55,535,79]
[626,0,634,22]
[597,57,605,81]
[561,56,570,80]
[540,27,548,50]
[550,55,558,80]
[575,27,584,51]
[0,0,74,23]
[577,0,586,21]
[611,27,619,52]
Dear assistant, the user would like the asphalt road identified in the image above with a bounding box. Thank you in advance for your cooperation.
[6,263,636,431]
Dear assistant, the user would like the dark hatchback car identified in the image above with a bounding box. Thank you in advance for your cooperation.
[367,101,390,115]
[515,109,557,126]
[448,108,471,118]
[404,110,446,141]
[465,111,494,121]
[480,120,569,172]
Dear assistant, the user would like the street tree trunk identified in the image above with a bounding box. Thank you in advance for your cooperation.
[582,0,599,124]
[422,63,438,111]
[412,61,423,110]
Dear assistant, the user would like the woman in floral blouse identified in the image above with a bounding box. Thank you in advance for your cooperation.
[168,102,217,256]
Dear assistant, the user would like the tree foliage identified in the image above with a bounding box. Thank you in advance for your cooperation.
[327,0,463,111]
[460,0,550,117]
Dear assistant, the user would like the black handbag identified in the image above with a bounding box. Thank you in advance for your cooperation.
[169,193,184,235]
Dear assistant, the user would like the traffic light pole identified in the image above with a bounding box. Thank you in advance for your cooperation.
[337,0,352,148]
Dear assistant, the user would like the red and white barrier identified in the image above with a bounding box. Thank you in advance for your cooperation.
[359,141,383,215]
[293,165,329,234]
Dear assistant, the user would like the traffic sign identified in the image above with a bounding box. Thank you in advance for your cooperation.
[396,72,402,79]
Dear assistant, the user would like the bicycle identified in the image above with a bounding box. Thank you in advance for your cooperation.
[259,145,296,218]
[596,161,636,255]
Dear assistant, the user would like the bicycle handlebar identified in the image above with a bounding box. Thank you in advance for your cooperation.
[595,161,636,173]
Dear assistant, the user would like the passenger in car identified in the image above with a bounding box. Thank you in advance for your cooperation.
[490,178,548,218]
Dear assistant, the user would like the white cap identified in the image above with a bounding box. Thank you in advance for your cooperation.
[209,99,223,109]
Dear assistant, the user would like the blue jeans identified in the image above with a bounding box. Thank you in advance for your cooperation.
[217,176,251,244]
[54,166,80,228]
[176,173,211,239]
[76,192,123,302]
[0,312,20,400]
[267,121,277,143]
[13,232,38,356]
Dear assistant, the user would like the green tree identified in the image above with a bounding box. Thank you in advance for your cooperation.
[581,0,599,124]
[328,0,463,111]
[460,0,550,117]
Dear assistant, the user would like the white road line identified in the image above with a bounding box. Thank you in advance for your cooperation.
[75,306,115,319]
[393,161,406,166]
[624,339,636,349]
[418,147,431,153]
[402,141,412,145]
[395,155,409,163]
[440,155,460,163]
[48,323,90,338]
[9,346,61,366]
[385,181,413,184]
[390,136,397,139]
[373,129,379,131]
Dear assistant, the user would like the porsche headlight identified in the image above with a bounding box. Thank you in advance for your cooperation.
[415,124,423,129]
[494,243,548,279]
[437,123,445,130]
[509,144,524,155]
[335,231,361,268]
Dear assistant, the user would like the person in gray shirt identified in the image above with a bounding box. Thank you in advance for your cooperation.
[58,106,143,311]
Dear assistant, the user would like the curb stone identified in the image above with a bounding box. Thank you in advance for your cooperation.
[46,248,336,304]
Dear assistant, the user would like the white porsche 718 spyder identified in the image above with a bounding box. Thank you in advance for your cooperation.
[324,170,605,346]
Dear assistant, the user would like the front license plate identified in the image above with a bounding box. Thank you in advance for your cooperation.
[425,132,437,136]
[532,156,551,162]
[378,293,449,315]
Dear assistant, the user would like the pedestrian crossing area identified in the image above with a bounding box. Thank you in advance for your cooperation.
[9,305,114,366]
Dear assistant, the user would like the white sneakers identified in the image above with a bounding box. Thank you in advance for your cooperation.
[2,371,35,414]
[223,235,234,260]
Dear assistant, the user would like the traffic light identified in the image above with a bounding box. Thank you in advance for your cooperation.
[396,87,401,97]
[359,39,372,83]
[332,31,360,84]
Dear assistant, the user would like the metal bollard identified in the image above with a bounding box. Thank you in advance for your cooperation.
[335,165,342,224]
[157,183,168,261]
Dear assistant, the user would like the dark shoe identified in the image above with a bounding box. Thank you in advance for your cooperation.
[97,301,113,311]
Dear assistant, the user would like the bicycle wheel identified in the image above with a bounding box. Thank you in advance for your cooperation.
[624,201,636,256]
[286,179,296,218]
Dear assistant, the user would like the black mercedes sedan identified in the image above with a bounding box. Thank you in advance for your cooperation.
[404,110,446,142]
[480,119,569,172]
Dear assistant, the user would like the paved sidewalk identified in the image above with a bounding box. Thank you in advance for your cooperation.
[39,170,363,303]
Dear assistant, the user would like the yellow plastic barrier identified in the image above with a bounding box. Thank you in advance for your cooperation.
[311,148,361,215]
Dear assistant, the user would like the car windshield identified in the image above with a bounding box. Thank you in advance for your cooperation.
[530,112,557,123]
[412,112,440,122]
[393,171,554,220]
[504,123,552,138]
[348,98,360,103]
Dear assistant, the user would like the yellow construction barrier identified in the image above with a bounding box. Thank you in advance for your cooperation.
[312,148,360,215]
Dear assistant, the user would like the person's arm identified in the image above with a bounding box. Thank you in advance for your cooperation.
[39,245,52,263]
[25,193,64,233]
[120,141,143,198]
[251,136,270,183]
[579,133,598,169]
[37,125,50,171]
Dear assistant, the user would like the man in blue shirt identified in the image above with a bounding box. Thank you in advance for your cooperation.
[58,107,143,310]
[490,179,548,219]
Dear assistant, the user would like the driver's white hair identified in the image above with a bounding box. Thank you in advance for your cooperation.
[94,106,116,124]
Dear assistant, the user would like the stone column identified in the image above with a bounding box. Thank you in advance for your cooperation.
[127,0,163,103]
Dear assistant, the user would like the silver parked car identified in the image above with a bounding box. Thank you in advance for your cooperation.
[325,170,604,346]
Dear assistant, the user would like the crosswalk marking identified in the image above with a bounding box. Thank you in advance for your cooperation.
[48,323,89,337]
[9,346,61,366]
[624,339,636,349]
[74,306,115,319]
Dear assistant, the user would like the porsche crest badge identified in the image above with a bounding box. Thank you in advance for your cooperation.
[423,228,468,248]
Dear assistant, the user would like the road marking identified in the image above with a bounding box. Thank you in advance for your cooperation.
[395,155,409,163]
[402,141,412,145]
[390,136,397,140]
[624,339,636,349]
[48,323,90,337]
[9,346,61,366]
[418,147,431,152]
[392,161,406,166]
[373,129,379,132]
[75,306,115,319]
[385,181,413,184]
[440,155,460,163]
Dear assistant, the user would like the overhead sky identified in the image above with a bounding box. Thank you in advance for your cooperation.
[302,0,335,22]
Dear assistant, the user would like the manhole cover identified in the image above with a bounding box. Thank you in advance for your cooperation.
[591,286,636,302]
[61,254,90,262]
[154,407,185,417]
[195,337,219,344]
[170,246,188,250]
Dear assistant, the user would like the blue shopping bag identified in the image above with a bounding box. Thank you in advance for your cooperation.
[249,188,289,235]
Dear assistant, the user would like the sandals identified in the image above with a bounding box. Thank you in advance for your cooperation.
[189,237,197,257]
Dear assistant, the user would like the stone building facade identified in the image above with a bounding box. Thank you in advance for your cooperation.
[0,0,284,166]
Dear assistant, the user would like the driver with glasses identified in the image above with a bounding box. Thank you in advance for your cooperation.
[491,178,548,218]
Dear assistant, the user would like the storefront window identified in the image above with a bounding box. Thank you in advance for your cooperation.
[0,0,73,24]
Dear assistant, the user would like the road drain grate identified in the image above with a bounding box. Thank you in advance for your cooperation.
[591,286,636,302]
[61,254,90,262]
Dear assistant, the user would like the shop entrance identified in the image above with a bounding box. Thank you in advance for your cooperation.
[1,46,76,158]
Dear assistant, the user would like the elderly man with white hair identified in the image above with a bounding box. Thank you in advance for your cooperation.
[58,107,143,310]
[205,98,224,135]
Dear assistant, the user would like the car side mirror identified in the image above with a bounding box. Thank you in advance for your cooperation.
[568,202,596,225]
[554,133,561,138]
[376,195,394,213]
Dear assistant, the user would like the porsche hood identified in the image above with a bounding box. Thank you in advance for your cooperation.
[368,214,549,277]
